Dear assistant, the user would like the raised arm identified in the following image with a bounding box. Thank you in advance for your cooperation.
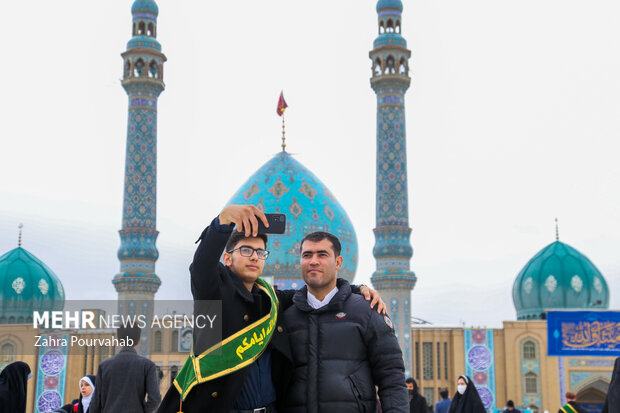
[191,205,270,300]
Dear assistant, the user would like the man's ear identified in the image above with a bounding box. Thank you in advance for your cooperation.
[223,252,232,267]
[335,255,343,270]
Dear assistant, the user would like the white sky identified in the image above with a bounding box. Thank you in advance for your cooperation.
[1,0,619,328]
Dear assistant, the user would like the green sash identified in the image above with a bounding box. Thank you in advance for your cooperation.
[173,277,279,403]
[560,404,578,413]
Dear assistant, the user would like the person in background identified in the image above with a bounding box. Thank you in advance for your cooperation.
[503,400,521,413]
[435,388,451,413]
[57,375,96,413]
[559,392,586,413]
[447,375,485,413]
[0,361,31,413]
[90,326,161,413]
[405,378,415,401]
[602,356,620,413]
[406,378,427,413]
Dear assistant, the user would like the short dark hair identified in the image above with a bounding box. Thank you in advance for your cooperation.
[566,392,577,400]
[405,377,415,384]
[300,232,341,256]
[117,325,141,346]
[440,388,449,399]
[506,400,514,407]
[225,231,268,252]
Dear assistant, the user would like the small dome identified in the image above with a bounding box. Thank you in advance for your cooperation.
[226,152,358,290]
[512,241,609,320]
[132,0,159,16]
[376,0,403,12]
[0,247,65,324]
[373,33,407,48]
[127,36,162,52]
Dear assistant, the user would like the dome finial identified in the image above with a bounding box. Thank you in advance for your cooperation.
[555,217,559,241]
[17,223,23,247]
[276,91,288,152]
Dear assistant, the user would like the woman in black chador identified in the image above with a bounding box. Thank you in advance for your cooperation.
[56,375,96,413]
[447,375,486,413]
[408,378,428,413]
[0,361,31,413]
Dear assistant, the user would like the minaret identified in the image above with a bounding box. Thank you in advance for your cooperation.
[112,0,166,356]
[369,0,416,376]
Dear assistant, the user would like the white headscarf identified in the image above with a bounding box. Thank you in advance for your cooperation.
[79,376,95,412]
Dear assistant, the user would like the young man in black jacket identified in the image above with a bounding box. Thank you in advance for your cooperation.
[280,231,409,413]
[157,205,384,413]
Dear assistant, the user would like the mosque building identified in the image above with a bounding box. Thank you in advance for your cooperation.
[411,231,613,413]
[0,0,616,412]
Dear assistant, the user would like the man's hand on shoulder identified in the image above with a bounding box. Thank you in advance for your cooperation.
[219,205,269,237]
[359,285,386,314]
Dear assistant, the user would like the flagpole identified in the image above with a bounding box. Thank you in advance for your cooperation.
[281,113,286,152]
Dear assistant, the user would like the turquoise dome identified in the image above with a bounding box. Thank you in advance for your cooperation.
[377,0,403,11]
[0,247,65,324]
[512,241,609,320]
[226,151,358,290]
[373,34,407,48]
[127,36,162,51]
[132,0,159,15]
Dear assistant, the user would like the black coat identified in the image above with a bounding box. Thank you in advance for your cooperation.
[602,357,620,413]
[0,361,30,413]
[90,348,160,413]
[410,393,428,413]
[157,220,295,413]
[279,279,409,413]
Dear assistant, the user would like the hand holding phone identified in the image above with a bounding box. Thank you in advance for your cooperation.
[257,213,286,234]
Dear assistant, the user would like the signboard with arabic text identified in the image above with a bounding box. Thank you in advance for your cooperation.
[547,310,620,356]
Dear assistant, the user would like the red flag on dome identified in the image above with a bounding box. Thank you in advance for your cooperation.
[276,91,288,116]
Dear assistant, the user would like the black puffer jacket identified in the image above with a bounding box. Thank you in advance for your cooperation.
[280,279,408,413]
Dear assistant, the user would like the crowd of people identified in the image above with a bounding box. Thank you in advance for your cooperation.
[0,205,619,413]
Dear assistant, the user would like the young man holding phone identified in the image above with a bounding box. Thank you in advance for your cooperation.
[157,205,384,413]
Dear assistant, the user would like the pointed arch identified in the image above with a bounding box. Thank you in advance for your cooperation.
[524,371,538,394]
[149,60,159,78]
[125,60,132,78]
[373,58,382,76]
[0,341,16,363]
[171,330,179,352]
[379,20,385,34]
[399,57,408,75]
[385,55,396,74]
[134,58,145,77]
[153,330,162,353]
[387,19,394,33]
[138,21,145,35]
[522,340,536,360]
[147,22,154,37]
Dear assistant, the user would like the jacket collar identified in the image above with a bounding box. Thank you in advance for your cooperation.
[293,278,352,313]
[226,266,258,303]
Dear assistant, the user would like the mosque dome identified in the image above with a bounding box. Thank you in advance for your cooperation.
[376,0,403,11]
[132,0,159,16]
[512,240,609,320]
[0,247,65,324]
[226,151,358,290]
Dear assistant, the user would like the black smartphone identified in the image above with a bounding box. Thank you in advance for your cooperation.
[257,213,286,234]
